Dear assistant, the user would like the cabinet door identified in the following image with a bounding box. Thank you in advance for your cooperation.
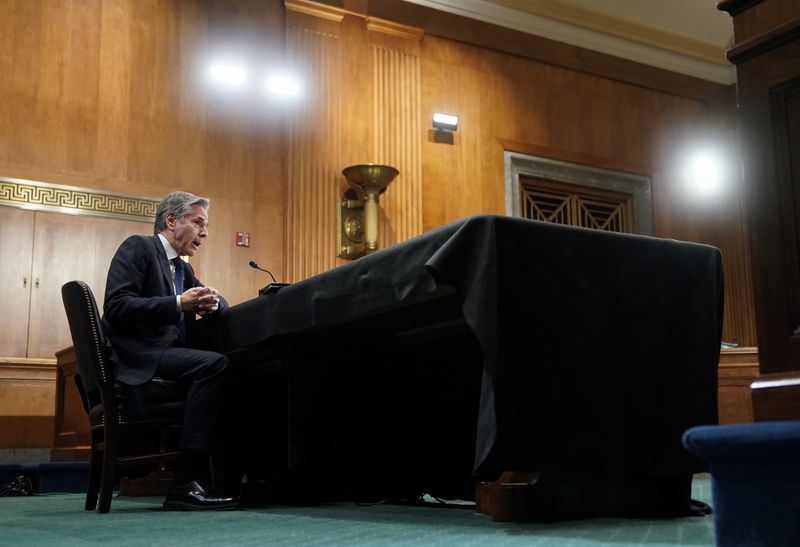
[0,207,34,357]
[26,212,148,359]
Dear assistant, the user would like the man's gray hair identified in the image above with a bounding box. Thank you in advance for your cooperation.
[153,191,210,234]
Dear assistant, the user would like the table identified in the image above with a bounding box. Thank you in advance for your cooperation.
[215,214,723,508]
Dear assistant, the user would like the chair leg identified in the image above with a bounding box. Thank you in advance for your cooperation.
[97,432,116,513]
[85,435,102,511]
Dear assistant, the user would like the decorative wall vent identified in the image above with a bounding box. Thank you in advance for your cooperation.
[519,176,633,233]
[505,152,652,235]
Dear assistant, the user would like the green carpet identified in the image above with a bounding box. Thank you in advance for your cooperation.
[0,476,714,546]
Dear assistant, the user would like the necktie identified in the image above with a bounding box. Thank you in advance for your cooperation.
[172,257,185,296]
[172,257,186,345]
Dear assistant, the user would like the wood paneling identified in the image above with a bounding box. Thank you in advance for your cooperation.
[0,0,757,355]
[284,5,343,281]
[0,357,56,448]
[358,0,731,103]
[751,372,800,421]
[0,207,34,357]
[0,0,286,306]
[52,346,90,461]
[283,5,423,280]
[418,33,754,345]
[718,347,759,424]
[0,0,765,452]
[369,21,423,247]
[1,207,148,359]
[723,0,800,45]
[281,0,754,347]
[27,212,147,359]
[720,0,800,372]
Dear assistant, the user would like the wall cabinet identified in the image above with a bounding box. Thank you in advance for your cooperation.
[0,207,147,359]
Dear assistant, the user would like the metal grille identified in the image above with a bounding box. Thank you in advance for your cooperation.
[520,176,633,233]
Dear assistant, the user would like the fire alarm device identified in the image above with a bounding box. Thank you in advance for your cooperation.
[236,232,251,247]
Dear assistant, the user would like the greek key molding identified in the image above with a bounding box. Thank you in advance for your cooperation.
[0,177,157,223]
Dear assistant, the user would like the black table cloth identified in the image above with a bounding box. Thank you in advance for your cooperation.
[218,214,723,488]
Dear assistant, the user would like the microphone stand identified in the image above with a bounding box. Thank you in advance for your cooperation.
[249,261,289,295]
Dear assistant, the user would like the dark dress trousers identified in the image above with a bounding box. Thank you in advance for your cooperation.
[102,234,230,452]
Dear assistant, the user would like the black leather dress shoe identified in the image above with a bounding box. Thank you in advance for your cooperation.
[163,480,239,511]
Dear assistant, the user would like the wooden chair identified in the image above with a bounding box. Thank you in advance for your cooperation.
[61,280,187,513]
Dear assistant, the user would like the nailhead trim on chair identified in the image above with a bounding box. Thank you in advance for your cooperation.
[77,281,109,384]
[78,281,185,428]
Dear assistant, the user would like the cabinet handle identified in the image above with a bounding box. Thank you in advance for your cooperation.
[35,278,40,289]
[23,277,27,288]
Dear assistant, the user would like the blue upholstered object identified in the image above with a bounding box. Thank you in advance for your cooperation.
[38,462,90,493]
[683,421,800,547]
[0,462,89,494]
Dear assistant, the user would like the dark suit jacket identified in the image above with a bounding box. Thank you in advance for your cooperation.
[102,234,228,385]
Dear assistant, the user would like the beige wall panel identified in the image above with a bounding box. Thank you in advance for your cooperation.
[0,0,756,346]
[0,207,34,357]
[0,360,56,448]
[371,44,423,248]
[285,13,342,281]
[0,0,286,307]
[0,362,56,417]
[419,34,755,346]
[718,347,759,424]
[339,14,373,172]
[95,0,133,183]
[125,0,179,187]
[284,8,423,278]
[720,202,757,346]
[422,40,493,225]
[27,212,148,359]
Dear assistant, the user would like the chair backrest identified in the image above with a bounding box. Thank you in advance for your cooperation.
[61,280,113,408]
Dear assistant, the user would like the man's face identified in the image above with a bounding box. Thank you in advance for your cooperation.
[165,204,209,257]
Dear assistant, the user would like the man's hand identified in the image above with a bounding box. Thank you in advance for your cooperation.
[181,286,221,315]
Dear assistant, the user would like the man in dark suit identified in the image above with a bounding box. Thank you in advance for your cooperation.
[103,191,237,511]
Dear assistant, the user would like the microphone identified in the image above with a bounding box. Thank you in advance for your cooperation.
[249,260,277,283]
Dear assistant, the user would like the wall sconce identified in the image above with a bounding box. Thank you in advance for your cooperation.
[337,164,399,260]
[432,112,459,131]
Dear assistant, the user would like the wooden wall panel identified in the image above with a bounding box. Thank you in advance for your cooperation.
[720,0,800,375]
[0,0,286,307]
[0,207,34,357]
[0,358,56,448]
[716,171,758,347]
[283,6,423,280]
[0,0,757,349]
[299,0,756,359]
[284,7,343,281]
[419,33,756,347]
[369,23,423,247]
[51,346,90,461]
[718,347,759,424]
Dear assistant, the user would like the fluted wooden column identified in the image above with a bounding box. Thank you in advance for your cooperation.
[283,2,423,281]
[369,20,424,248]
[284,2,343,281]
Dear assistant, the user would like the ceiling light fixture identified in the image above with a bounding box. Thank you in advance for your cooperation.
[432,112,459,131]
